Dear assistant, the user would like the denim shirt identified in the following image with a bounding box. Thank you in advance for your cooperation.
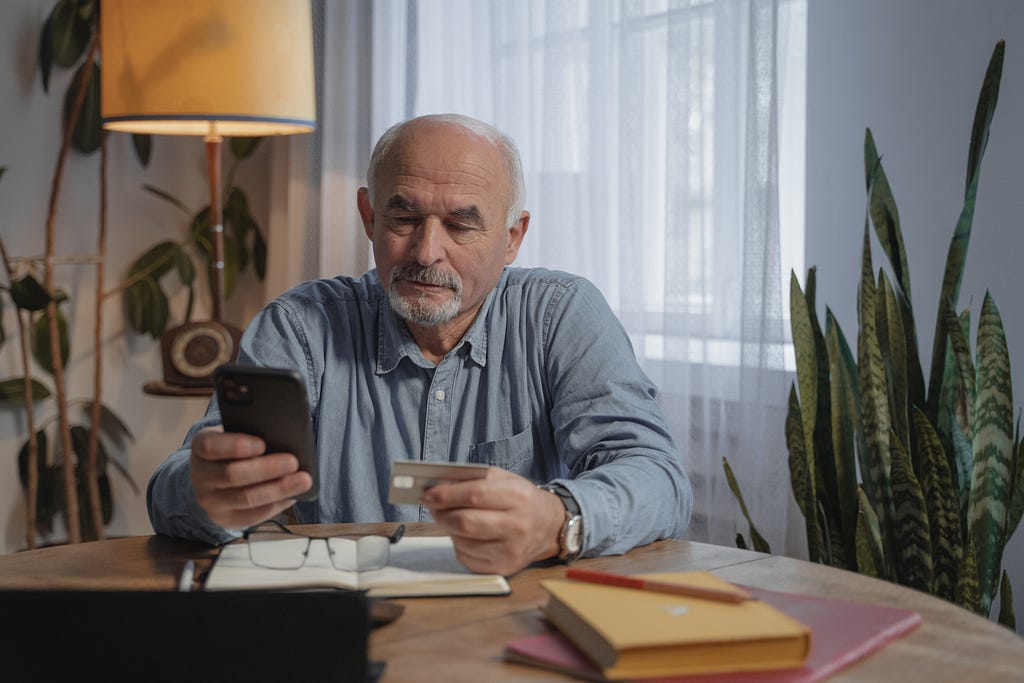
[147,267,692,554]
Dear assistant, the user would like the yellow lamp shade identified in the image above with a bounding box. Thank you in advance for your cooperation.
[101,0,315,137]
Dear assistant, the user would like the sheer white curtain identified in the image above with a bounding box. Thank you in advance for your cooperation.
[270,0,807,556]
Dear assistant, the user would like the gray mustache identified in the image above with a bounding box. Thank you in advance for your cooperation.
[391,264,462,291]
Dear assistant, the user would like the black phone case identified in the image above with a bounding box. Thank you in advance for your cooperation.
[214,364,318,502]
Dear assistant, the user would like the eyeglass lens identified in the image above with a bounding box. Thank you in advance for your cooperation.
[248,529,392,571]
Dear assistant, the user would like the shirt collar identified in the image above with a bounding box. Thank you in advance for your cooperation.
[375,268,504,373]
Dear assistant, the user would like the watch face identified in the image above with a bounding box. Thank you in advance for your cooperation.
[565,515,584,555]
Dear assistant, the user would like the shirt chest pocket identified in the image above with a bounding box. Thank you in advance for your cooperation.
[467,424,535,476]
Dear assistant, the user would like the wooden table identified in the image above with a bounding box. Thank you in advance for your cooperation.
[0,523,1021,682]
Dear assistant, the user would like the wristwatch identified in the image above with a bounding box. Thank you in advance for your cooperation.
[540,484,584,562]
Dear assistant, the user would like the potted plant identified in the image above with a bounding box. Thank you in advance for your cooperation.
[726,40,1021,629]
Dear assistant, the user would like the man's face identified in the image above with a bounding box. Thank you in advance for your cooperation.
[358,122,527,338]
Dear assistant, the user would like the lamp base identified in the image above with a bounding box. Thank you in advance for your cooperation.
[159,320,242,387]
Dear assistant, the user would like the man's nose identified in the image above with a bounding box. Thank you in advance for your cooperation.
[409,217,447,265]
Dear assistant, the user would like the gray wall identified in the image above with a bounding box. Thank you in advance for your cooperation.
[0,2,271,551]
[807,0,1024,625]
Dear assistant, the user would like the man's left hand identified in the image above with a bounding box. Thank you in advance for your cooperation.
[421,467,567,576]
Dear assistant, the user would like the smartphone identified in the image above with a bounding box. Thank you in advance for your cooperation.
[214,364,318,502]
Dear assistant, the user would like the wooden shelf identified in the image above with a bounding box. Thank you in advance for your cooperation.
[142,380,214,398]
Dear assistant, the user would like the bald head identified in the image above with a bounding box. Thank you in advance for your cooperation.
[366,114,526,229]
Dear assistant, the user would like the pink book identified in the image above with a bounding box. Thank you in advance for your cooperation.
[504,585,922,682]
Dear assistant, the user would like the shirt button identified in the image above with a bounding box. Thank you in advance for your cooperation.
[434,390,446,401]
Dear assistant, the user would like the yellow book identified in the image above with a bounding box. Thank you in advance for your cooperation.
[540,571,811,680]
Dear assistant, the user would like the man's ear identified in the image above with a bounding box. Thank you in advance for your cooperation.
[504,211,530,264]
[357,187,375,239]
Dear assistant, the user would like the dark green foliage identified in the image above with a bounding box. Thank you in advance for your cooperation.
[727,41,1021,621]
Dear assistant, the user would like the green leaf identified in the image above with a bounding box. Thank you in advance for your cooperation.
[927,43,1003,419]
[997,570,1015,630]
[78,402,133,448]
[143,184,192,217]
[229,136,263,160]
[913,406,962,602]
[941,301,976,435]
[173,246,196,286]
[0,378,52,403]
[890,429,933,592]
[38,11,54,93]
[968,292,1014,613]
[17,429,49,492]
[858,223,894,564]
[10,274,52,311]
[735,533,748,551]
[826,309,859,562]
[47,0,90,68]
[31,309,70,374]
[252,227,267,280]
[127,240,179,280]
[124,280,148,334]
[965,41,1004,197]
[957,532,983,614]
[855,486,886,580]
[132,134,152,167]
[1005,432,1024,547]
[63,60,102,154]
[722,457,771,554]
[864,128,912,304]
[876,271,910,455]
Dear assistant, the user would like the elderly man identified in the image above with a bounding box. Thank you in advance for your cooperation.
[147,114,691,576]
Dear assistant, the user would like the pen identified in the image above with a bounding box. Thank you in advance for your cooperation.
[178,560,195,592]
[565,567,752,604]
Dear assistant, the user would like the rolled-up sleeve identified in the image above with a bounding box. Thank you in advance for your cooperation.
[542,278,692,555]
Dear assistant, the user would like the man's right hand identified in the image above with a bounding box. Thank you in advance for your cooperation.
[189,427,314,530]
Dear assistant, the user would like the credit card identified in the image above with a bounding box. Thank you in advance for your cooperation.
[387,460,490,505]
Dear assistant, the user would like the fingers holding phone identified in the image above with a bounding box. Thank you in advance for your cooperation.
[190,427,313,530]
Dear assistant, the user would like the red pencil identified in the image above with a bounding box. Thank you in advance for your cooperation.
[565,567,752,604]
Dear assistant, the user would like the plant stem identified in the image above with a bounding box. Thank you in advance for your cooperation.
[44,32,100,545]
[0,238,39,550]
[85,131,109,539]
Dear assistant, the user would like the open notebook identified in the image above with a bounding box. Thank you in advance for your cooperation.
[205,534,511,598]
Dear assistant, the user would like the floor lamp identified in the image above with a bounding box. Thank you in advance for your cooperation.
[101,0,315,393]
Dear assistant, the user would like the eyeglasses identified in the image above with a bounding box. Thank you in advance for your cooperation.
[243,520,406,571]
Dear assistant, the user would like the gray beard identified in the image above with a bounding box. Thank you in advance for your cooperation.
[387,264,463,326]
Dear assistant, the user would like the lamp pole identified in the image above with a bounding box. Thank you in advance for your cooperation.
[205,125,225,323]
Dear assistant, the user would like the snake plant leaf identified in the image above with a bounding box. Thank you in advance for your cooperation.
[949,411,974,518]
[890,429,934,592]
[876,271,910,455]
[913,406,962,602]
[826,309,859,562]
[786,384,821,563]
[941,301,976,433]
[968,292,1014,613]
[855,486,886,580]
[956,531,983,614]
[1005,430,1024,546]
[998,570,1016,630]
[722,457,771,554]
[858,224,894,552]
[927,43,1003,419]
[864,129,912,304]
[965,40,1004,199]
[735,533,748,551]
[790,271,818,491]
